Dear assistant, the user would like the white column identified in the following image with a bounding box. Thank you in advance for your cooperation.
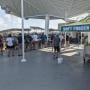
[45,15,49,40]
[21,0,26,62]
[64,11,68,47]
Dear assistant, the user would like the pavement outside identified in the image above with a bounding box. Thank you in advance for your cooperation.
[0,45,90,90]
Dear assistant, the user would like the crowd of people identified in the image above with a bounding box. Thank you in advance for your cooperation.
[0,33,70,58]
[0,33,48,57]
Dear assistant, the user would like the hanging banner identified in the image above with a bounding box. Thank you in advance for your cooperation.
[61,24,90,32]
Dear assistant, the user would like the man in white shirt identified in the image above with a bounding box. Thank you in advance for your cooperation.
[6,34,15,56]
[6,37,14,47]
[32,34,38,42]
[32,33,38,49]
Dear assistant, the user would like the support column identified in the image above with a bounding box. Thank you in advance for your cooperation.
[45,15,49,40]
[64,11,68,47]
[21,0,26,62]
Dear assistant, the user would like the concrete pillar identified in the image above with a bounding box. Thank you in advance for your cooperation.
[45,15,49,40]
[65,11,68,47]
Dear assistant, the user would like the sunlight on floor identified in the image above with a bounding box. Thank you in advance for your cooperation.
[39,47,53,53]
[61,52,78,56]
[39,46,80,56]
[62,48,76,52]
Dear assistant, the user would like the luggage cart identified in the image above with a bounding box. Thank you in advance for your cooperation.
[83,45,90,63]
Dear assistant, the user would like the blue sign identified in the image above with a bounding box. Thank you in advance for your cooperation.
[61,24,90,32]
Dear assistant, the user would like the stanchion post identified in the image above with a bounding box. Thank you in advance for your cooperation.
[21,0,26,62]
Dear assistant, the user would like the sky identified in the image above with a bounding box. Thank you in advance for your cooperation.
[0,6,66,31]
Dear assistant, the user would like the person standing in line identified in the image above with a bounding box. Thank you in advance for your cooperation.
[0,35,3,55]
[41,33,47,48]
[66,35,70,46]
[28,34,33,50]
[25,34,29,52]
[53,34,60,58]
[17,33,22,56]
[32,33,38,50]
[38,34,42,49]
[59,34,64,48]
[62,34,65,48]
[6,34,15,57]
[44,34,47,48]
[13,35,18,56]
[51,34,54,51]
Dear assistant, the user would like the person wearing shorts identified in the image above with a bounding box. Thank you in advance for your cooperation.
[6,34,15,57]
[54,46,60,52]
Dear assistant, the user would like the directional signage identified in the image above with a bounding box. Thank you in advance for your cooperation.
[61,24,90,32]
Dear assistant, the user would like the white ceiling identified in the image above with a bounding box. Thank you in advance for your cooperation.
[0,0,90,19]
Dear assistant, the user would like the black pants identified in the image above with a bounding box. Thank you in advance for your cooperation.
[54,46,60,52]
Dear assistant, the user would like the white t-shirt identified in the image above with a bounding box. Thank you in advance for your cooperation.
[59,35,64,41]
[32,34,38,41]
[6,37,14,46]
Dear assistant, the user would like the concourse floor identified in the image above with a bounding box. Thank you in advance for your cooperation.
[0,46,90,90]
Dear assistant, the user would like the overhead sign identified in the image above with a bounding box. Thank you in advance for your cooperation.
[61,24,90,32]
